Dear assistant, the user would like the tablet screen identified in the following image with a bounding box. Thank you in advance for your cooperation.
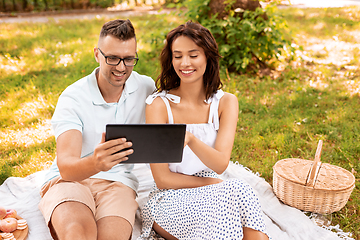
[105,124,186,164]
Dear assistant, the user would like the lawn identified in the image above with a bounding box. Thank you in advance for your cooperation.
[0,5,359,239]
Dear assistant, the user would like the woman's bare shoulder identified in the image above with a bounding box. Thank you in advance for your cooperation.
[218,91,239,116]
[221,92,238,105]
[147,95,165,106]
[146,96,168,123]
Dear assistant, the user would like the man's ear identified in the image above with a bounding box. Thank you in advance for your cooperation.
[94,47,100,63]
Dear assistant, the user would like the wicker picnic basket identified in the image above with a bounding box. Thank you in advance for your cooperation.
[272,140,355,214]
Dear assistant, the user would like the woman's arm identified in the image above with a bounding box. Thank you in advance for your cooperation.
[185,92,239,174]
[146,97,222,190]
[150,163,222,190]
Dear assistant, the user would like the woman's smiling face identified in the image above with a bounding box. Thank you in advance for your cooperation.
[171,36,207,84]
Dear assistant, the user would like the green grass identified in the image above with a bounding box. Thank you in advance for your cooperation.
[0,6,359,239]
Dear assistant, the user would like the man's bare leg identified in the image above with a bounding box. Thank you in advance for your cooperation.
[97,216,133,240]
[51,201,97,240]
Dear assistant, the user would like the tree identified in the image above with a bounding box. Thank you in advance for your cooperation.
[183,0,295,73]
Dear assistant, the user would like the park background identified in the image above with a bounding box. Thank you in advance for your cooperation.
[0,0,359,238]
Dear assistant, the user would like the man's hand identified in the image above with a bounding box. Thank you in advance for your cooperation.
[93,132,134,172]
[56,129,133,181]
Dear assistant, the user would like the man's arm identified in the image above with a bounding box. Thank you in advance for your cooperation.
[56,129,133,181]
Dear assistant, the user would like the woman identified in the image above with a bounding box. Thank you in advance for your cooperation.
[139,21,270,240]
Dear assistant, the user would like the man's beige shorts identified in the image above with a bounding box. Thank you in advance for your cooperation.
[39,176,138,227]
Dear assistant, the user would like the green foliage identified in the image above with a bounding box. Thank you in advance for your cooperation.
[139,17,179,58]
[181,0,296,73]
[179,0,211,23]
[89,0,114,8]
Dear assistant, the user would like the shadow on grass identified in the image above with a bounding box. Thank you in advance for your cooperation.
[0,138,56,185]
[279,7,360,38]
[0,47,162,130]
[0,18,106,57]
[0,53,98,129]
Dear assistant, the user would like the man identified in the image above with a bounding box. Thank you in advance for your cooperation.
[39,19,155,240]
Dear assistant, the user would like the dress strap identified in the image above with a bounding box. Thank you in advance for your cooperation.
[161,97,174,124]
[207,90,224,130]
[145,91,180,124]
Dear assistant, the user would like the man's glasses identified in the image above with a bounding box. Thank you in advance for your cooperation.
[97,48,139,67]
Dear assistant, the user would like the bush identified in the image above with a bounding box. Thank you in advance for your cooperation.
[180,0,296,73]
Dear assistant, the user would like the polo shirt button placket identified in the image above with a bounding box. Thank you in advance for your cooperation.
[116,93,128,123]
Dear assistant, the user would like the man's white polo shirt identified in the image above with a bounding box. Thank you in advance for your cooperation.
[44,68,155,192]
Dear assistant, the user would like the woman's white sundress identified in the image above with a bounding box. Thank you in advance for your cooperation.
[139,90,271,240]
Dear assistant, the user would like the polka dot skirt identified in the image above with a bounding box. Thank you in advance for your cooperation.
[139,171,271,240]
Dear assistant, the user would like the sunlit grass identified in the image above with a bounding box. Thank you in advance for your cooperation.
[0,7,359,239]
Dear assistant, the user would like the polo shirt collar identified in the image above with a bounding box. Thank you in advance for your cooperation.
[89,68,139,105]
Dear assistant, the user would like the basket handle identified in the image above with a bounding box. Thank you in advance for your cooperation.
[306,140,323,187]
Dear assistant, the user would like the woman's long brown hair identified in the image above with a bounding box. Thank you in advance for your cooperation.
[156,21,222,100]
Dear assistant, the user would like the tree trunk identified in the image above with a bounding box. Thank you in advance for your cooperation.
[22,0,27,10]
[44,0,49,9]
[12,0,16,11]
[52,0,58,9]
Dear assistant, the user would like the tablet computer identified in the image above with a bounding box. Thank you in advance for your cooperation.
[105,124,186,164]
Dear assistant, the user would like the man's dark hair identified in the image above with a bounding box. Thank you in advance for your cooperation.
[99,19,136,41]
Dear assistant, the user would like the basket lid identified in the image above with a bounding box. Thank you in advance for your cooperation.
[273,158,311,185]
[273,158,355,191]
[315,163,355,190]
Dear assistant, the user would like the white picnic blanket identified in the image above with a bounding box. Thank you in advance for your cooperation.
[0,162,353,240]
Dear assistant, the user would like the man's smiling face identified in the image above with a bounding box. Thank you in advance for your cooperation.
[95,35,137,89]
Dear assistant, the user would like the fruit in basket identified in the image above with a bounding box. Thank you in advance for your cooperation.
[0,207,6,220]
[0,218,18,233]
[4,209,17,220]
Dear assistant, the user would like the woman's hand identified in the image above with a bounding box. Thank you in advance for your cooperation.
[184,131,194,147]
[206,177,223,185]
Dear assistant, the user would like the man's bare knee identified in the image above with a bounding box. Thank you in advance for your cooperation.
[51,201,97,240]
[97,216,132,240]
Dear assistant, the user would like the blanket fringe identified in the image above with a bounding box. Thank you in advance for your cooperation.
[308,213,354,240]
